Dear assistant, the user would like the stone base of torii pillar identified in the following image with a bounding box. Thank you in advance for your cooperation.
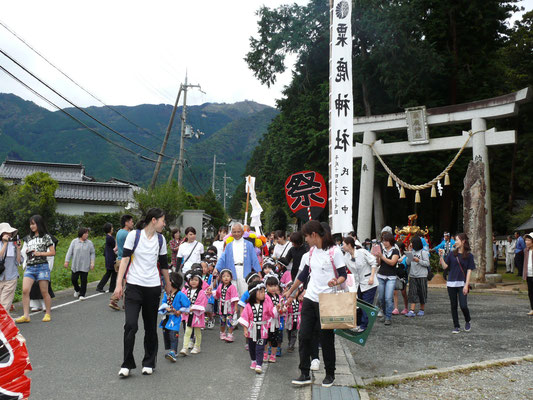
[353,87,531,274]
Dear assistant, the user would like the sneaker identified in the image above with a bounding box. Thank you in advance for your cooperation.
[379,316,386,323]
[190,346,201,354]
[527,310,533,316]
[225,333,234,342]
[250,361,257,369]
[165,351,177,362]
[292,374,312,385]
[220,332,226,340]
[141,367,153,375]
[180,347,188,356]
[118,368,130,378]
[400,308,409,315]
[255,365,263,374]
[79,296,86,301]
[109,300,120,311]
[405,311,416,317]
[377,309,383,317]
[74,291,79,298]
[245,343,249,351]
[355,327,366,333]
[391,308,399,315]
[384,319,391,326]
[268,355,276,363]
[464,322,471,332]
[207,318,215,329]
[322,375,335,388]
[276,347,282,357]
[188,340,195,349]
[96,288,105,293]
[15,316,30,324]
[417,310,425,316]
[263,353,268,362]
[452,327,460,334]
[42,314,51,322]
[310,358,320,371]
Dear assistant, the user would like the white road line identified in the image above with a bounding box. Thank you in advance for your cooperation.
[29,292,104,316]
[249,362,268,400]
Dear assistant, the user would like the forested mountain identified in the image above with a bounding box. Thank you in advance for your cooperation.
[232,1,532,236]
[0,93,278,199]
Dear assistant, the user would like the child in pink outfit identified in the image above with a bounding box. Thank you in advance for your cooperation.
[239,280,277,374]
[180,271,208,355]
[214,269,239,342]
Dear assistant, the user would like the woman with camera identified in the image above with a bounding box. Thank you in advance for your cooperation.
[16,215,56,323]
[439,233,475,333]
[0,223,21,314]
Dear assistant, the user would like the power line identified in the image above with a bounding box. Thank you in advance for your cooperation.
[185,163,208,194]
[0,48,178,161]
[0,63,171,164]
[0,20,169,146]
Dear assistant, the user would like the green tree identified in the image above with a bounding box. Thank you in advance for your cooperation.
[14,172,58,235]
[134,182,190,227]
[198,190,227,230]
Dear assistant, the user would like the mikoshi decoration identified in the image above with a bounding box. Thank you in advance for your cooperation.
[284,170,327,221]
[394,214,431,248]
[224,230,266,249]
[371,130,484,204]
[0,305,32,399]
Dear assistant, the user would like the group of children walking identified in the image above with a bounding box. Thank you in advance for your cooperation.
[157,256,303,374]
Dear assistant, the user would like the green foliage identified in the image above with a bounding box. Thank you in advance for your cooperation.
[54,213,123,236]
[135,182,192,226]
[198,189,227,230]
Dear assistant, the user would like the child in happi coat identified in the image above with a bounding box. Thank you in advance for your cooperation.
[286,284,303,352]
[239,272,263,350]
[200,260,216,329]
[264,274,286,362]
[158,272,190,362]
[260,258,275,280]
[238,280,277,374]
[215,269,239,342]
[180,271,208,355]
[277,259,293,289]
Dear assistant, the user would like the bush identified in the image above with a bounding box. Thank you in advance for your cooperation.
[55,213,123,236]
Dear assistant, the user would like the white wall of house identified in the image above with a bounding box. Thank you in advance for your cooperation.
[57,202,125,216]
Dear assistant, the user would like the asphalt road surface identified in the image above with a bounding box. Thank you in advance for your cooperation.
[14,288,309,400]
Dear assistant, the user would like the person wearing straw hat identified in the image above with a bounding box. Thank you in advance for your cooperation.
[0,222,21,314]
[522,232,533,316]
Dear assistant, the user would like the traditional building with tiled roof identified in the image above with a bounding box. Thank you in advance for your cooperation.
[0,159,137,215]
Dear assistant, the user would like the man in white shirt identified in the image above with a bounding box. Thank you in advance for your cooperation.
[216,223,261,296]
[504,235,515,273]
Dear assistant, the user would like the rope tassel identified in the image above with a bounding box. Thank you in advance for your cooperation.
[387,175,393,187]
[400,186,406,199]
[431,185,437,198]
[415,190,421,203]
[444,173,450,186]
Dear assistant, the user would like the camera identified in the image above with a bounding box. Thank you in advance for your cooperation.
[8,234,19,243]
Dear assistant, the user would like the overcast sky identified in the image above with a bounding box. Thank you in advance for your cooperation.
[1,0,531,111]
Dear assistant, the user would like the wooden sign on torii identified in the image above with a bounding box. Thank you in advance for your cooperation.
[353,87,531,273]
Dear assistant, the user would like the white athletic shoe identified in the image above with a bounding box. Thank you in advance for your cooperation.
[118,368,130,378]
[74,291,79,298]
[188,340,195,349]
[79,296,86,301]
[310,359,320,371]
[190,346,200,354]
[141,367,153,375]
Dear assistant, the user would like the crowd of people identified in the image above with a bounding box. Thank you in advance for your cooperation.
[2,212,533,388]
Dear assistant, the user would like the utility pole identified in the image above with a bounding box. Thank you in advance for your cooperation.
[167,72,202,186]
[223,171,232,211]
[211,154,225,193]
[150,86,182,189]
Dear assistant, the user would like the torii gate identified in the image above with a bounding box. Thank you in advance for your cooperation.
[354,87,531,272]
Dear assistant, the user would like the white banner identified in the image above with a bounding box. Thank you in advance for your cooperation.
[329,0,353,234]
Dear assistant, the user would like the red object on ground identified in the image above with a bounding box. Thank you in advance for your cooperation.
[0,305,32,399]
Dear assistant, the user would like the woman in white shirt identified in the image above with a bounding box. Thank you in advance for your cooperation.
[212,226,227,256]
[273,230,292,261]
[285,221,347,388]
[342,236,377,332]
[176,227,204,273]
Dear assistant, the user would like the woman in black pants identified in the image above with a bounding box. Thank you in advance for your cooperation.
[439,233,475,334]
[114,208,172,378]
[285,221,347,388]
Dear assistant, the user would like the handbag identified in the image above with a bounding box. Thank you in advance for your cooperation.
[394,277,406,291]
[318,289,357,329]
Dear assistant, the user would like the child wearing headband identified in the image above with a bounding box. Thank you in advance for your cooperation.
[214,269,239,342]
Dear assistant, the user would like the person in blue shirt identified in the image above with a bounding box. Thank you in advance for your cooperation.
[109,215,134,311]
[431,232,455,257]
[514,231,526,277]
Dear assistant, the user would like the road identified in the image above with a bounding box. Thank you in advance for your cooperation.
[13,287,311,400]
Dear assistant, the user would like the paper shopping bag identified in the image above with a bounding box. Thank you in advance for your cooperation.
[318,291,357,329]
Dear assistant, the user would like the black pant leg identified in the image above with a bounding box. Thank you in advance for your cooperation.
[109,271,118,292]
[163,328,171,350]
[141,285,162,369]
[80,272,88,296]
[447,287,460,328]
[527,277,533,309]
[71,271,80,292]
[516,252,524,276]
[298,298,319,376]
[320,327,336,377]
[97,270,112,290]
[122,284,142,369]
[248,338,256,362]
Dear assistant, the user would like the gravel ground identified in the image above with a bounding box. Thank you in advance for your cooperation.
[367,361,533,400]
